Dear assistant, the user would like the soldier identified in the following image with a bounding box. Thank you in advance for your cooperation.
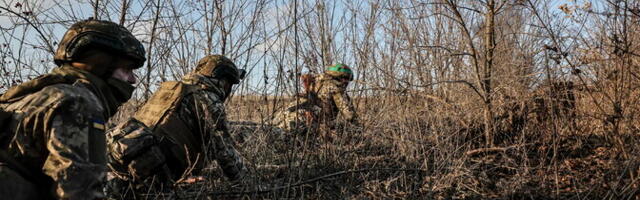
[107,55,248,194]
[0,19,146,199]
[274,64,358,136]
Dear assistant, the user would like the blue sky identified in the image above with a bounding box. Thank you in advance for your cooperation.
[0,0,608,94]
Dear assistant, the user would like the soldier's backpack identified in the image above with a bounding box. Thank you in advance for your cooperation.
[133,81,202,178]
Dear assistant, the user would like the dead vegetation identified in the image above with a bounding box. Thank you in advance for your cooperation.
[162,81,639,199]
[3,0,640,199]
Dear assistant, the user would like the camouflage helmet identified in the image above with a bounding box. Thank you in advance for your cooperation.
[194,55,246,84]
[325,63,354,81]
[54,19,146,70]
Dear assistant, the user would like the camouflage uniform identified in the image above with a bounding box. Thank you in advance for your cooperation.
[275,73,357,134]
[0,72,107,199]
[314,74,357,127]
[142,74,246,180]
[0,19,145,200]
[107,55,247,191]
[273,94,322,134]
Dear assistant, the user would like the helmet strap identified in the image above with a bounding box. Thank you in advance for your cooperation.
[220,78,234,101]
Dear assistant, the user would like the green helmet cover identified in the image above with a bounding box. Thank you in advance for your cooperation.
[326,63,353,80]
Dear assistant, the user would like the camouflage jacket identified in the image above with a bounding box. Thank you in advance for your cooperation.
[273,95,322,133]
[133,73,246,181]
[314,74,357,124]
[274,74,357,133]
[0,67,109,199]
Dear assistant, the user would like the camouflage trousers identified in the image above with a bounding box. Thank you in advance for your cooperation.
[0,165,42,200]
[274,108,320,135]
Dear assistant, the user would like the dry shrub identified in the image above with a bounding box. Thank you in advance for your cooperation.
[102,76,640,200]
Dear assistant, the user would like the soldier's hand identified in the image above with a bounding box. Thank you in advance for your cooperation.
[108,118,172,181]
[127,145,169,180]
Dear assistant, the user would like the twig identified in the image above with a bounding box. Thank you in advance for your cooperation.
[93,0,100,19]
[0,6,54,54]
[465,143,532,157]
[119,0,129,25]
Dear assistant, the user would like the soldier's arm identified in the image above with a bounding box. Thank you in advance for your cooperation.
[193,91,247,181]
[107,118,169,181]
[332,89,357,122]
[43,97,106,199]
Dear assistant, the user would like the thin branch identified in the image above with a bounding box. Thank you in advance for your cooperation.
[93,0,100,19]
[119,0,129,25]
[0,6,54,54]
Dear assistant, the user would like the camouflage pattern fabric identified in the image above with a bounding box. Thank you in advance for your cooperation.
[107,118,168,181]
[105,118,171,198]
[131,73,247,181]
[54,19,146,70]
[315,74,357,125]
[175,73,247,180]
[274,74,357,134]
[273,96,322,134]
[0,80,108,199]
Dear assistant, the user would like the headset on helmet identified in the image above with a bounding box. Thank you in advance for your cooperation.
[194,55,246,84]
[54,19,146,70]
[326,63,353,81]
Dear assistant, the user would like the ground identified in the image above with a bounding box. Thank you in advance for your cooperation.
[111,92,640,199]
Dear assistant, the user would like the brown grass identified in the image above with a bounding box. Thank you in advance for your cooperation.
[113,84,640,199]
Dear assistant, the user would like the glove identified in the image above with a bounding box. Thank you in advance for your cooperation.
[107,118,171,181]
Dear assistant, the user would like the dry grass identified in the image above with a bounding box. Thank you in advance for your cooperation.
[111,83,640,200]
[2,1,639,199]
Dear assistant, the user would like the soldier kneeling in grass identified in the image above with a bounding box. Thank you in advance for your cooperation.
[273,64,359,140]
[106,55,250,196]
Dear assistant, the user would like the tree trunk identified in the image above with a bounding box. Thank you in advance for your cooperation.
[483,0,496,147]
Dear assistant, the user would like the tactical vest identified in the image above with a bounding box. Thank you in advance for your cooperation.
[134,81,203,177]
